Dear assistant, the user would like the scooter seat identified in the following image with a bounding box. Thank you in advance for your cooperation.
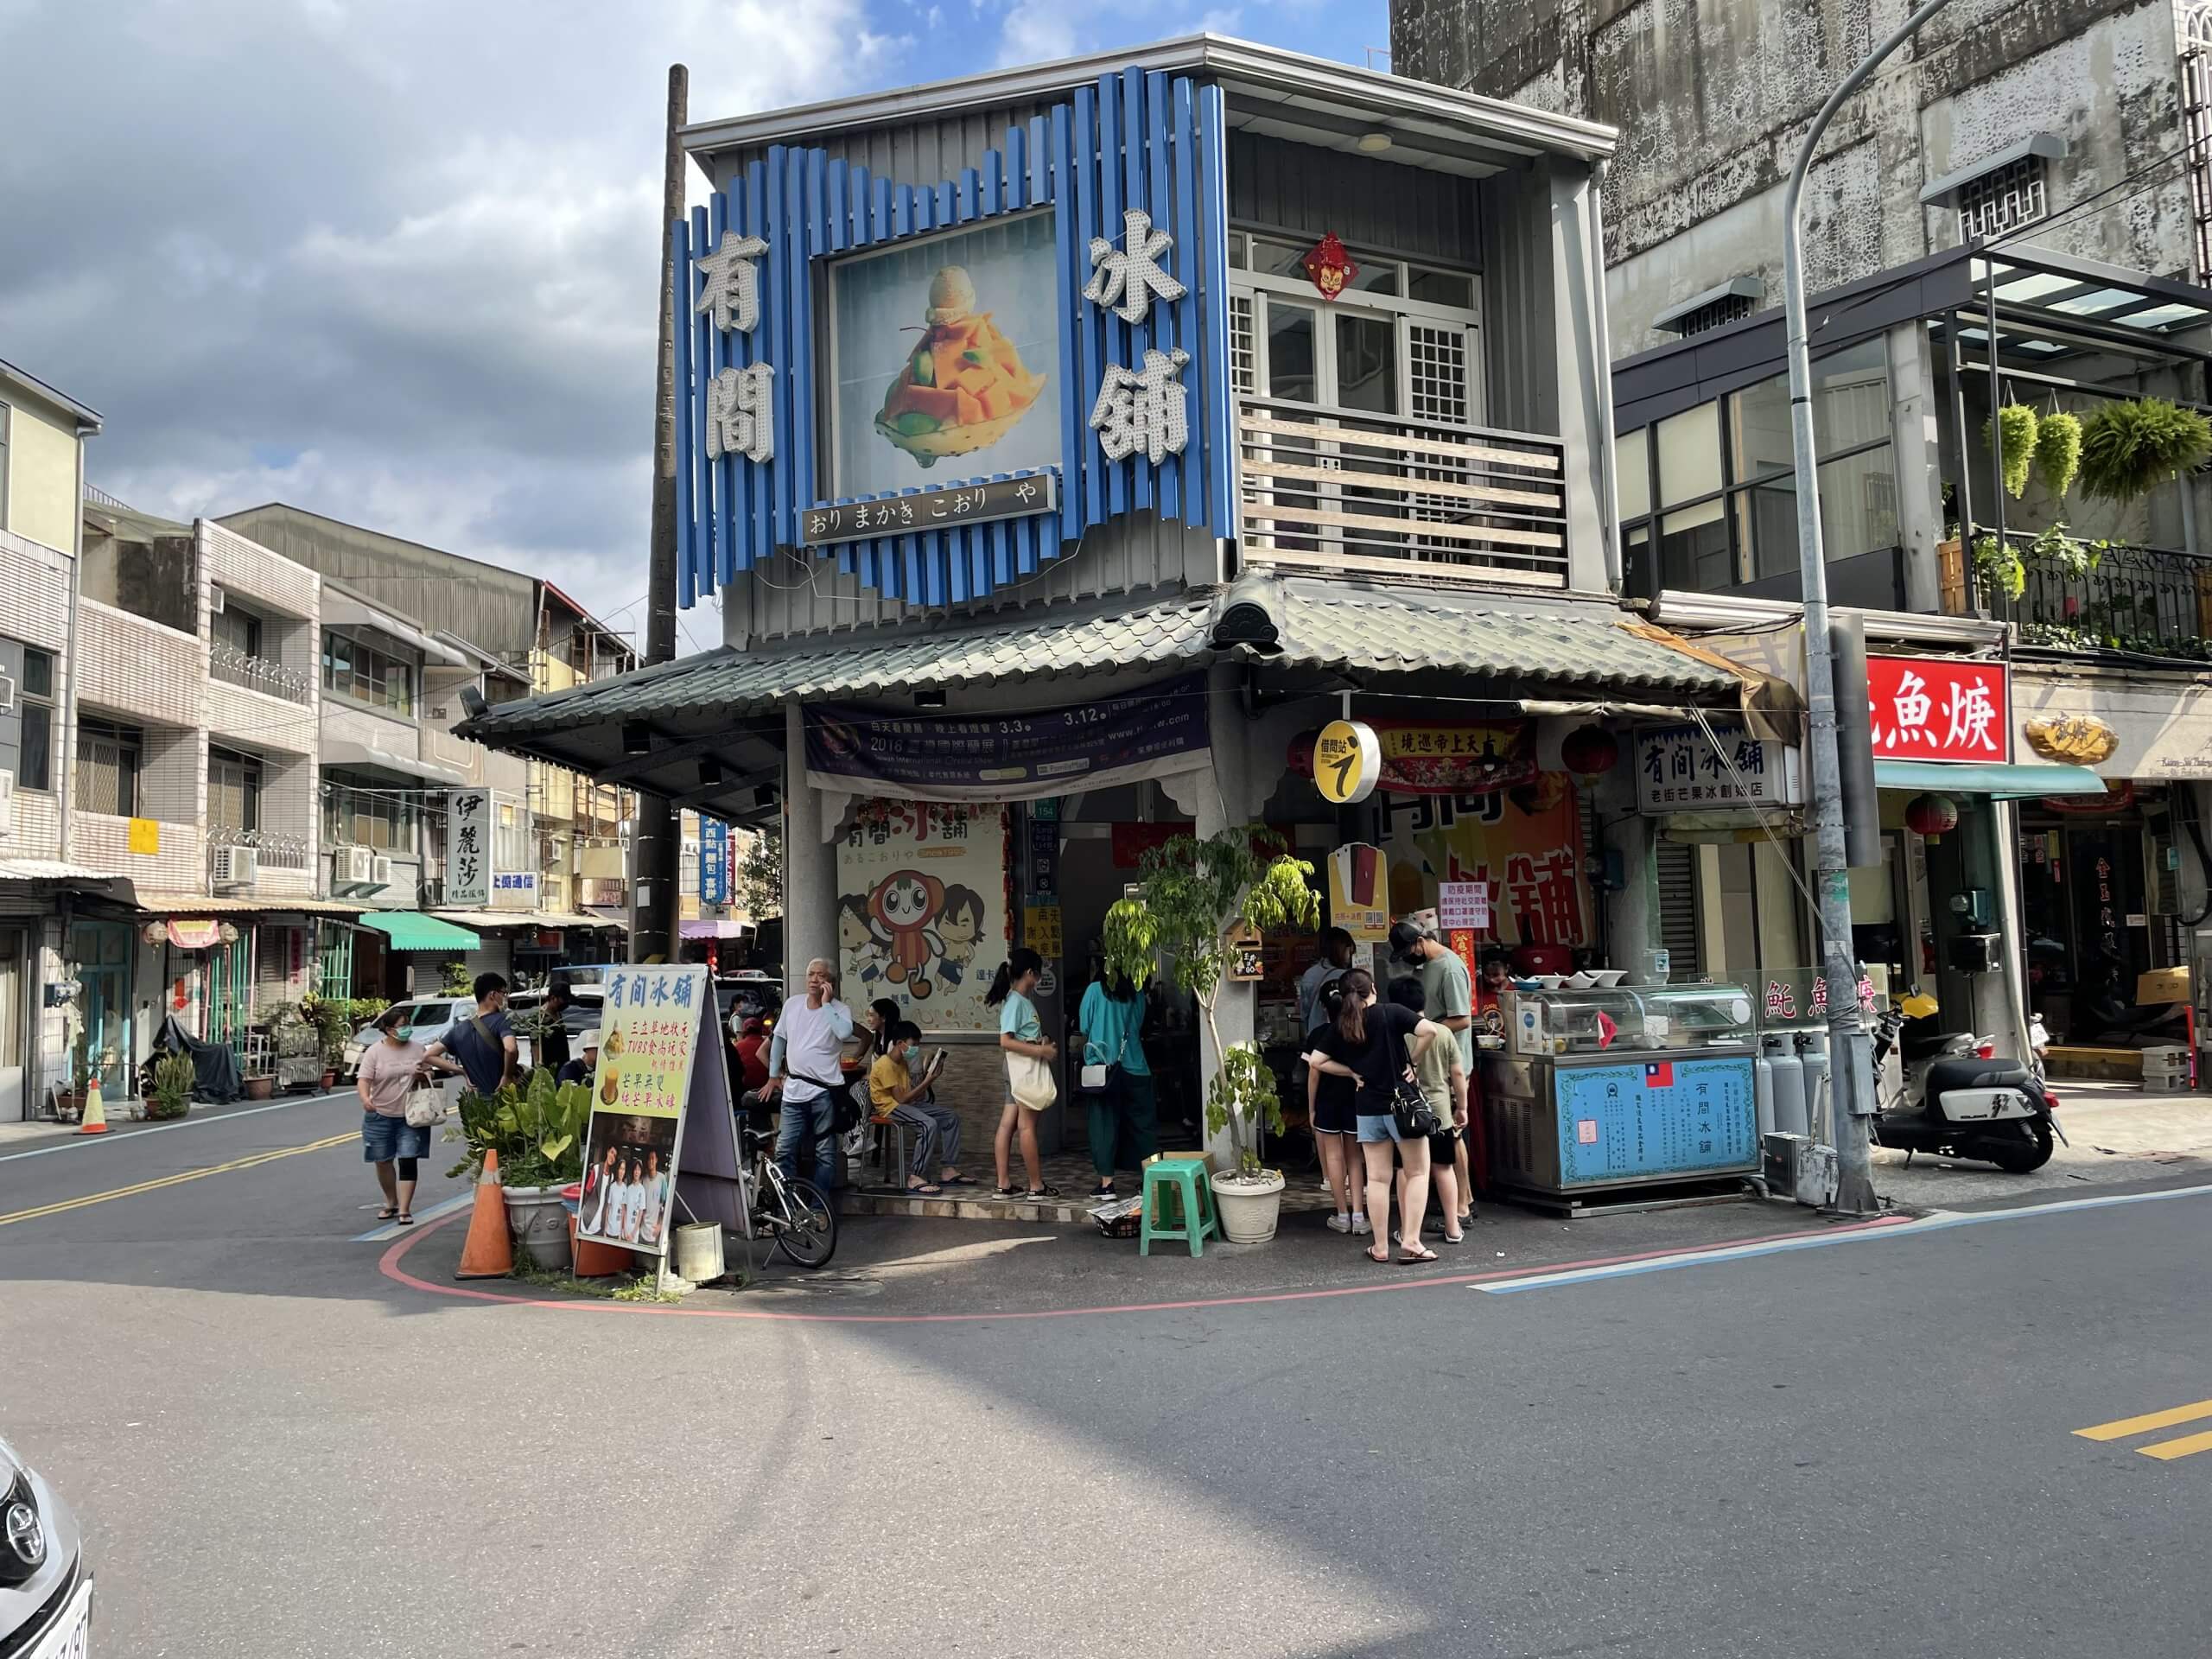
[1923,1057,2038,1096]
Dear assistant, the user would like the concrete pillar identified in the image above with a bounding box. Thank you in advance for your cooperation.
[1603,774,1662,984]
[1889,321,1947,615]
[1198,663,1257,1169]
[781,700,836,980]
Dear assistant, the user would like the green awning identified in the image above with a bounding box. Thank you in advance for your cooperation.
[1875,760,2107,800]
[358,911,482,950]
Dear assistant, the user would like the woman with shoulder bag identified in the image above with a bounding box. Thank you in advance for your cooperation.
[1075,970,1155,1199]
[1307,968,1437,1264]
[356,1006,435,1226]
[988,948,1060,1201]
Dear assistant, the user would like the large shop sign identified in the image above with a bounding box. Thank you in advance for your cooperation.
[1635,719,1805,813]
[804,671,1208,804]
[1867,656,2010,764]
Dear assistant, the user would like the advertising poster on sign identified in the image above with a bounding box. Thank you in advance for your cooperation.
[836,799,1009,1033]
[575,964,705,1259]
[1376,774,1592,951]
[1327,843,1390,943]
[828,213,1061,499]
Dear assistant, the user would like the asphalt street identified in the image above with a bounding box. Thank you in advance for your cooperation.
[3,1095,2209,1658]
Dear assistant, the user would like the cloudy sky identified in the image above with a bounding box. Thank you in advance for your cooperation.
[0,0,1377,652]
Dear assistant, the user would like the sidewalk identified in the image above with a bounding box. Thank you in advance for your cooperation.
[1871,1078,2212,1208]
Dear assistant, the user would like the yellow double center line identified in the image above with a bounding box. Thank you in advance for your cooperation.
[0,1132,357,1229]
[2075,1399,2212,1461]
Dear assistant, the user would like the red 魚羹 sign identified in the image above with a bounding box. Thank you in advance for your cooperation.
[1866,656,2010,764]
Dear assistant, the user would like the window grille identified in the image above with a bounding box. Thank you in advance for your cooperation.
[1957,154,2049,241]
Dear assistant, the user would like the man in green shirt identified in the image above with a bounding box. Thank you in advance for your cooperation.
[1390,920,1477,1227]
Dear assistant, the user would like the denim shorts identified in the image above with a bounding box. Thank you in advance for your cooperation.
[1354,1113,1406,1145]
[362,1110,432,1162]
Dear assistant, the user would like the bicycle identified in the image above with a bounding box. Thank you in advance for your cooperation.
[739,1123,838,1268]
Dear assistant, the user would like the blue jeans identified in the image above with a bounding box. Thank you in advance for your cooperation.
[775,1089,837,1192]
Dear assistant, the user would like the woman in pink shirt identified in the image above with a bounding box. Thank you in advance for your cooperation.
[356,1007,434,1224]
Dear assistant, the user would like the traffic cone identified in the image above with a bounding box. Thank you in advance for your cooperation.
[77,1074,108,1135]
[454,1147,513,1280]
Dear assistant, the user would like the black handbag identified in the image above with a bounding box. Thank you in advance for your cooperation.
[1382,1019,1441,1139]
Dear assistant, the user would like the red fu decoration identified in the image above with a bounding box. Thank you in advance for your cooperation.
[1904,792,1959,842]
[1302,232,1357,302]
[1560,724,1619,779]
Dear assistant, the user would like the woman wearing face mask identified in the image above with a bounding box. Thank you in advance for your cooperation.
[1307,968,1437,1264]
[987,948,1058,1201]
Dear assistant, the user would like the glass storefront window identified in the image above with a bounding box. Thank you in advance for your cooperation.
[1656,403,1722,506]
[1820,444,1898,562]
[1616,427,1650,523]
[1814,338,1890,452]
[1729,374,1793,482]
[1660,500,1731,590]
[1735,480,1798,581]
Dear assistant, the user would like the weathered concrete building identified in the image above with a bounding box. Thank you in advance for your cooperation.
[1390,0,2198,351]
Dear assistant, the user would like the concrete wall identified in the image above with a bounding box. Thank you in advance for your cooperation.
[1392,0,2193,354]
[0,527,73,862]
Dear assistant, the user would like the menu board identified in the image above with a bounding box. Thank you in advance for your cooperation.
[1553,1055,1758,1185]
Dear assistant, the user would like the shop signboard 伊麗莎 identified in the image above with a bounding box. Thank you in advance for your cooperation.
[1635,720,1805,813]
[804,673,1208,804]
[836,801,1009,1033]
[1867,657,2009,764]
[447,790,491,908]
[576,964,709,1260]
[1376,777,1592,953]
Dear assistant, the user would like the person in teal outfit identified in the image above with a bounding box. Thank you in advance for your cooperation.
[1075,972,1155,1198]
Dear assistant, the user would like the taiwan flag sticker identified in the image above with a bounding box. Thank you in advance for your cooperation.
[1576,1119,1599,1145]
[1644,1061,1675,1088]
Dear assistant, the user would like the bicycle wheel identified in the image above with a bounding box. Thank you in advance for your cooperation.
[767,1174,838,1268]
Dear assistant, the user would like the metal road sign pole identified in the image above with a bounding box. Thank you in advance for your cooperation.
[1783,0,1954,1215]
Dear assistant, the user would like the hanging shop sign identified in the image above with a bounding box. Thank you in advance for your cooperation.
[1327,843,1390,943]
[805,671,1208,803]
[699,817,729,906]
[836,800,1009,1033]
[2041,779,2136,816]
[1291,720,1535,798]
[1376,776,1592,950]
[1635,720,1806,813]
[1313,719,1382,805]
[2023,713,2118,766]
[165,919,225,951]
[447,790,491,908]
[801,474,1059,547]
[1867,656,2010,764]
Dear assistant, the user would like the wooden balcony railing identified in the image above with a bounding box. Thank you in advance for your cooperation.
[1236,396,1570,587]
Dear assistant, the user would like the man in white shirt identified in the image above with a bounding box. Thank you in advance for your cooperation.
[763,957,855,1193]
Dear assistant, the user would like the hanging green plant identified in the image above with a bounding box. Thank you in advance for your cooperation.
[2077,397,2212,504]
[1984,403,2039,499]
[2034,409,2082,499]
[1971,532,2025,601]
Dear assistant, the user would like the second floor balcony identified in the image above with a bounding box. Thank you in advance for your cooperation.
[1955,531,2212,662]
[209,640,313,703]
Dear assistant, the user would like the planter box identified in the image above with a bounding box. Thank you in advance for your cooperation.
[1211,1170,1286,1243]
[502,1185,574,1271]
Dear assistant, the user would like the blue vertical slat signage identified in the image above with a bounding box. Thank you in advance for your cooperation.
[671,73,1234,610]
[698,817,729,908]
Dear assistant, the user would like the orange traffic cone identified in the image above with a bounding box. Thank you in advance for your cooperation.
[454,1147,513,1280]
[77,1074,108,1135]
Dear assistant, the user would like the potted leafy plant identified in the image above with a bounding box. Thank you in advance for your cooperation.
[2078,397,2212,504]
[1985,402,2039,499]
[147,1052,195,1121]
[304,995,351,1089]
[1103,824,1319,1244]
[449,1070,592,1270]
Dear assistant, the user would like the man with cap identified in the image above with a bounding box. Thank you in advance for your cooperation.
[556,1029,600,1088]
[1390,919,1477,1226]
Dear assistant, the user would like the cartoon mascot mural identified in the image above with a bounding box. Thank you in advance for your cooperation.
[868,869,946,999]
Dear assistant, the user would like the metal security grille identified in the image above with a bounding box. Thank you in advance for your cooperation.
[1408,323,1471,425]
[1674,294,1758,336]
[1229,294,1256,397]
[1657,838,1702,976]
[210,938,253,1057]
[317,923,353,1002]
[73,724,139,817]
[1957,154,2049,241]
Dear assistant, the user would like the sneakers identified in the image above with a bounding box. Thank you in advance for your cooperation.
[1325,1212,1352,1234]
[1350,1213,1372,1236]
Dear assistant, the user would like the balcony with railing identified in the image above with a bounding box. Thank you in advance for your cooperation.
[209,641,312,704]
[1236,397,1569,588]
[1954,531,2212,662]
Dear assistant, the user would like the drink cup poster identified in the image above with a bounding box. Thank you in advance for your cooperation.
[575,964,706,1258]
[836,799,1009,1033]
[828,213,1061,499]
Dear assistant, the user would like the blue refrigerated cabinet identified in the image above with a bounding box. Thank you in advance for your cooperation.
[1478,983,1761,1198]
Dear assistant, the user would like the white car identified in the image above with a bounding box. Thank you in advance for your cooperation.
[340,995,476,1075]
[0,1434,91,1658]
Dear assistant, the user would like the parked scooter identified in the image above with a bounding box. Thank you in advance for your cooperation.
[1870,992,2064,1173]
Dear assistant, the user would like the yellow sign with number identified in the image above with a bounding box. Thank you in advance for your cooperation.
[1313,719,1381,805]
[127,817,161,855]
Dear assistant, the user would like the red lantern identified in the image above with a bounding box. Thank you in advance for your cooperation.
[1904,792,1959,841]
[1301,232,1357,302]
[1560,724,1619,779]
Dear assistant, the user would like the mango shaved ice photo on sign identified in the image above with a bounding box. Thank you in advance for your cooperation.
[875,265,1048,468]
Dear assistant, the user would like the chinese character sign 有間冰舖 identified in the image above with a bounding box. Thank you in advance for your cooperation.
[695,228,775,466]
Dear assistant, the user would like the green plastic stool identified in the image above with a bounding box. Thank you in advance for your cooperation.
[1140,1157,1219,1257]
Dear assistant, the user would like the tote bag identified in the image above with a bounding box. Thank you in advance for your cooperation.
[1008,1052,1058,1112]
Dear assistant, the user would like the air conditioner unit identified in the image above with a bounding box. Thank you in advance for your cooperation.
[210,844,258,888]
[340,844,376,886]
[0,769,13,839]
[209,583,226,615]
[370,855,394,889]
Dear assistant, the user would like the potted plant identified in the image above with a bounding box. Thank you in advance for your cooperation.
[1103,824,1319,1244]
[2078,397,2212,504]
[147,1052,195,1121]
[449,1070,592,1270]
[304,995,351,1089]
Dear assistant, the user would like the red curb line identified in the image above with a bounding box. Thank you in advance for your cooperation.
[379,1211,1916,1325]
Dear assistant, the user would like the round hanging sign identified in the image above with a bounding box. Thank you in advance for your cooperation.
[1313,719,1382,804]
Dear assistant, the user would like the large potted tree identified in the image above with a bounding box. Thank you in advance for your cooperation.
[449,1069,592,1270]
[1103,824,1319,1244]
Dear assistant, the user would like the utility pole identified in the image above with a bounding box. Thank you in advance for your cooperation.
[1784,0,1952,1214]
[629,62,689,965]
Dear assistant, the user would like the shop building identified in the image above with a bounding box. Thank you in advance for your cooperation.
[459,35,1783,1171]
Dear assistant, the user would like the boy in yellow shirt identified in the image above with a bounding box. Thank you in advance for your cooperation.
[867,1020,967,1195]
